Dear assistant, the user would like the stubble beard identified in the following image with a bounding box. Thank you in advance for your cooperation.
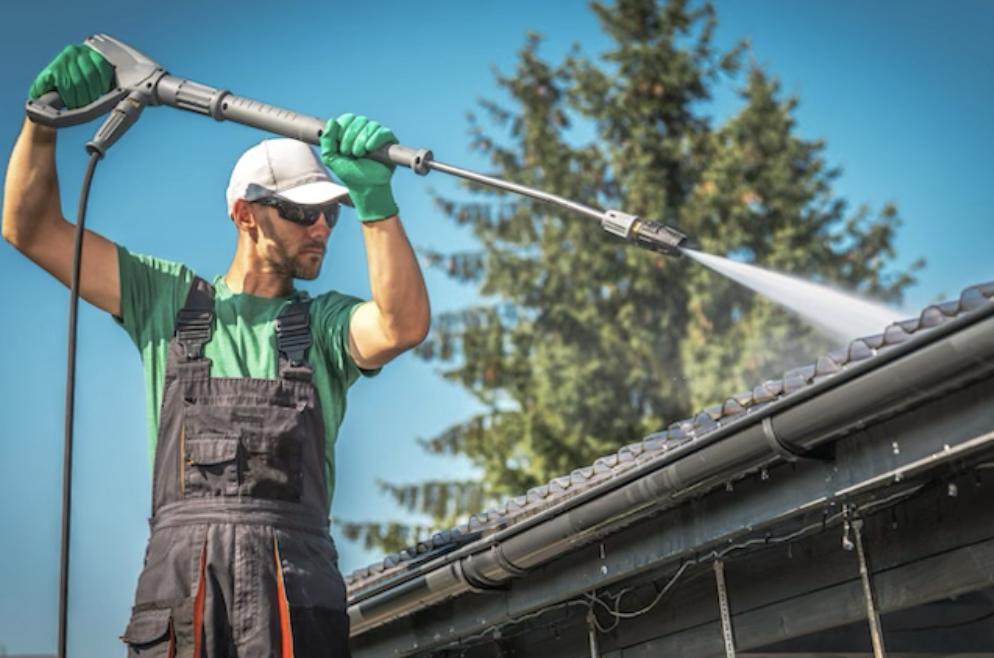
[268,237,326,281]
[259,215,326,281]
[294,250,325,281]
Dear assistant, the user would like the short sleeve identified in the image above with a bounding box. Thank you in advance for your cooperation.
[311,293,379,384]
[116,245,196,350]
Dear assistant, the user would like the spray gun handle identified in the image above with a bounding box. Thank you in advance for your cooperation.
[27,89,130,128]
[25,34,166,129]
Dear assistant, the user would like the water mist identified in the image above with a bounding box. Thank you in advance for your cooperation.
[683,249,903,344]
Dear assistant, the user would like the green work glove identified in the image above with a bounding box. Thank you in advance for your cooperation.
[320,113,399,222]
[29,44,114,110]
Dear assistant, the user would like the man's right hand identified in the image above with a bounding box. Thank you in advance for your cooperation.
[29,44,114,110]
[3,43,122,317]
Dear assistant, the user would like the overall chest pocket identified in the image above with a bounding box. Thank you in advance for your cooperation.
[182,404,307,502]
[184,437,240,497]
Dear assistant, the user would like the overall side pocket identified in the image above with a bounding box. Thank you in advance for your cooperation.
[121,598,194,657]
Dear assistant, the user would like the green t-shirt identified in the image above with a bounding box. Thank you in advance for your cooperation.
[115,245,373,507]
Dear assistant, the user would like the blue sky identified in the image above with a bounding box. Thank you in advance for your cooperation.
[1,0,991,654]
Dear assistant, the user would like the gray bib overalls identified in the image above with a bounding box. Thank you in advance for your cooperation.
[121,277,351,657]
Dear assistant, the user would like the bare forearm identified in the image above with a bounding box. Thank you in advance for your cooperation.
[1,117,122,316]
[361,215,430,348]
[2,118,64,248]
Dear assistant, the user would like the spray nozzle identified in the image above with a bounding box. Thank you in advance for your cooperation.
[632,219,686,257]
[602,210,687,257]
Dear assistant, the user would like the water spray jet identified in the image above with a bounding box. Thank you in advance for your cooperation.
[683,248,902,343]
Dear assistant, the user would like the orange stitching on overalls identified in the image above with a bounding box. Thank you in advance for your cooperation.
[192,538,207,658]
[274,536,295,658]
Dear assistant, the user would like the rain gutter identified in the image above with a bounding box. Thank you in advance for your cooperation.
[348,299,994,635]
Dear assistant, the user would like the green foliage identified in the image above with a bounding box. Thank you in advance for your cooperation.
[335,478,490,555]
[350,0,922,556]
[336,520,429,556]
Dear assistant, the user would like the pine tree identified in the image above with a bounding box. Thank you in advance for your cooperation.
[337,0,922,554]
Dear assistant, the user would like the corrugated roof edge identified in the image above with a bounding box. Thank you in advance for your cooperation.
[343,281,994,590]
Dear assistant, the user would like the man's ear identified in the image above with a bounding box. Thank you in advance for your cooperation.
[231,199,257,232]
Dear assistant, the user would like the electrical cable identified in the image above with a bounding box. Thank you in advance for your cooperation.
[584,483,926,633]
[57,149,102,658]
[453,600,591,655]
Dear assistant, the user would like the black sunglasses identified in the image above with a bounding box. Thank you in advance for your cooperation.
[255,196,341,228]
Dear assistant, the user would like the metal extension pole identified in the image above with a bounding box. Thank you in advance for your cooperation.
[428,160,605,222]
[164,80,688,258]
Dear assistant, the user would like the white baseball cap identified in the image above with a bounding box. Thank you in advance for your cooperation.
[225,138,350,217]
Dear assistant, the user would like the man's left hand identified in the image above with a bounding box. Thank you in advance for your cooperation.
[320,113,399,222]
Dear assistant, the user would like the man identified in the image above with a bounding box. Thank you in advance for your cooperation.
[2,43,430,656]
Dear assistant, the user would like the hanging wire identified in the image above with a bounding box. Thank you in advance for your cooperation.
[584,483,925,631]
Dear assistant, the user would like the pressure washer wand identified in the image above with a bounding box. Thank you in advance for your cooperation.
[159,82,685,256]
[426,161,687,257]
[27,34,686,257]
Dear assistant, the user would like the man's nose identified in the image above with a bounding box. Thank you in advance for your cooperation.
[309,216,333,238]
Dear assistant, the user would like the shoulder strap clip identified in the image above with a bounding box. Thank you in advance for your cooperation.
[275,299,313,367]
[175,277,214,362]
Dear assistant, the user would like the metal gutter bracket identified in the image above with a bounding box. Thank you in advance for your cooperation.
[852,516,888,658]
[714,560,737,658]
[587,610,601,658]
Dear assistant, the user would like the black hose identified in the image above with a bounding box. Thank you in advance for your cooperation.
[58,150,101,658]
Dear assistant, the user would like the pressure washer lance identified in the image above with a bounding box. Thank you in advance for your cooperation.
[27,33,687,257]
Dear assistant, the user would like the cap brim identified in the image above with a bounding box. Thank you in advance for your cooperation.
[278,181,351,205]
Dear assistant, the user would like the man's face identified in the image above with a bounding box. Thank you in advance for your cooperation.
[252,204,332,281]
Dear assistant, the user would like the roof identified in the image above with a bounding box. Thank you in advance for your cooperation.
[344,280,994,594]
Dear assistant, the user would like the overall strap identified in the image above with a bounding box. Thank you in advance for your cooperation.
[174,277,215,377]
[275,298,314,381]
